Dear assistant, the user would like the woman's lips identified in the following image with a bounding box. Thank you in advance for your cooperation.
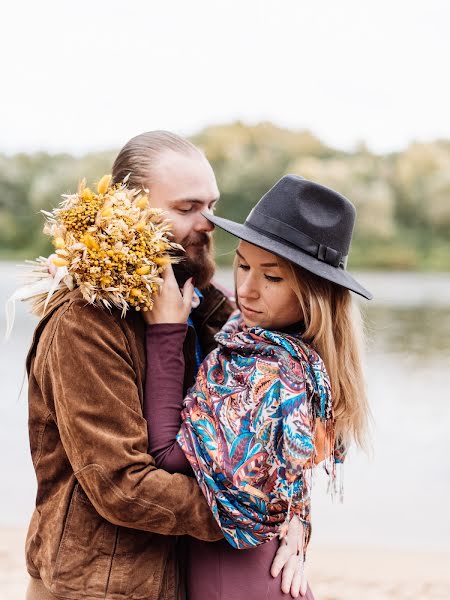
[241,304,262,315]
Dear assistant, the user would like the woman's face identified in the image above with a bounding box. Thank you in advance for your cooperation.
[235,241,303,330]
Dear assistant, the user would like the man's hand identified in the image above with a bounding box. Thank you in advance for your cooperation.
[143,264,194,325]
[270,516,308,598]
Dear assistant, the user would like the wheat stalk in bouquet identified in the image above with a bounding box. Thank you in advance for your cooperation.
[5,174,181,337]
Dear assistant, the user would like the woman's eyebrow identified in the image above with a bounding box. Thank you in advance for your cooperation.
[235,249,278,268]
[260,261,279,267]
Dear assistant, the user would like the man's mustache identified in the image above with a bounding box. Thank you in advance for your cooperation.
[180,232,211,250]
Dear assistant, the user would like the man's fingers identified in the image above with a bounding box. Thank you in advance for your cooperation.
[270,538,289,578]
[290,558,307,598]
[271,528,308,599]
[300,571,308,597]
[281,555,298,595]
[290,564,302,599]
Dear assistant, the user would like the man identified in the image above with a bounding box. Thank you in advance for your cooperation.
[25,131,303,600]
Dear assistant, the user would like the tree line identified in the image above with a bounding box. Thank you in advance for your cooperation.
[1,122,449,270]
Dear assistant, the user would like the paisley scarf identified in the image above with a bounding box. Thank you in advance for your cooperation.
[177,310,343,550]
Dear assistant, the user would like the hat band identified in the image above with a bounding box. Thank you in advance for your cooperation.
[245,210,347,269]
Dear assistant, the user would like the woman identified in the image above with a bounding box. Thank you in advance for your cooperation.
[143,175,372,599]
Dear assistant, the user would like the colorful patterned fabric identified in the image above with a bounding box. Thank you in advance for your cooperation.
[177,310,340,550]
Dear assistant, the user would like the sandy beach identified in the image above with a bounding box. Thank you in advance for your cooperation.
[2,527,449,600]
[307,545,450,600]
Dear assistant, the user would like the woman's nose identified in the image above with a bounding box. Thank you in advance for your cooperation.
[237,273,259,299]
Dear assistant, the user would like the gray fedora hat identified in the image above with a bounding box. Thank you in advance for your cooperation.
[205,175,372,300]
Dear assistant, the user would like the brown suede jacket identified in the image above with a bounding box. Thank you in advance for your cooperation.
[25,283,234,600]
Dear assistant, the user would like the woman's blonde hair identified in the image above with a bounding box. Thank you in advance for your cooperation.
[283,260,370,451]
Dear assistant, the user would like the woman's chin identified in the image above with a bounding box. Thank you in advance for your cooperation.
[241,314,265,328]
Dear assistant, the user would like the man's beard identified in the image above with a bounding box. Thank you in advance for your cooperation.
[174,232,215,289]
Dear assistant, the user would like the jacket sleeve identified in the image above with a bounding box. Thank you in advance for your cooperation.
[144,323,193,475]
[41,301,222,541]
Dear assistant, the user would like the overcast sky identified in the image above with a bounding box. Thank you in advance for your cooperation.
[2,0,449,155]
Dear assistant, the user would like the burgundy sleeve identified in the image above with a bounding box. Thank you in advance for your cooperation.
[145,323,193,475]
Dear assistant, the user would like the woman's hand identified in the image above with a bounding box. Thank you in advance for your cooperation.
[271,516,308,598]
[143,264,194,325]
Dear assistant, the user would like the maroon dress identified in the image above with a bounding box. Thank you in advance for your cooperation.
[145,323,314,600]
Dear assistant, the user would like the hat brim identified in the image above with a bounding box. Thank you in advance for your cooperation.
[206,213,373,300]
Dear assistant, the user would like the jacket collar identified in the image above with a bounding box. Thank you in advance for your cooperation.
[190,283,229,329]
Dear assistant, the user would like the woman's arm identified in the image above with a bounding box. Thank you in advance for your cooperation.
[145,323,193,475]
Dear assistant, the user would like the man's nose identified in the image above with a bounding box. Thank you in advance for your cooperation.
[197,210,215,233]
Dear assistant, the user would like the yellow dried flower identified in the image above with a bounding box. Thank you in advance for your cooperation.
[130,288,141,297]
[135,195,149,209]
[153,256,171,267]
[97,174,112,195]
[81,187,94,201]
[136,265,151,275]
[154,241,168,252]
[53,237,65,249]
[77,177,87,194]
[100,206,114,218]
[82,234,100,251]
[52,257,69,267]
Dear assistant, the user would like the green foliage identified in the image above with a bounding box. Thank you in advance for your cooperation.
[0,151,115,257]
[1,123,449,270]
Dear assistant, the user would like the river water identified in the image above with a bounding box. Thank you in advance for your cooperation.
[1,263,449,552]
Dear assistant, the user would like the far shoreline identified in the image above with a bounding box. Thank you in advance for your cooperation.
[2,261,450,308]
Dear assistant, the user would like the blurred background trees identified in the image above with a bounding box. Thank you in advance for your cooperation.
[1,122,449,269]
